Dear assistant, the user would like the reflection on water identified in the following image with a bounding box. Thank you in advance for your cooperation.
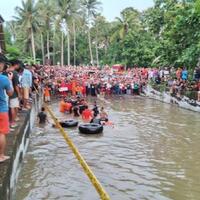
[15,97,200,200]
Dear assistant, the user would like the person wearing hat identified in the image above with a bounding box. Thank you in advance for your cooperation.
[0,54,14,162]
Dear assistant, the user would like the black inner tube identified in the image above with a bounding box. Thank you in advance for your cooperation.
[79,123,103,134]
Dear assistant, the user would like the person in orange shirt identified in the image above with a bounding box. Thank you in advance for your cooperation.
[76,85,82,96]
[44,85,51,102]
[72,80,77,96]
[59,98,66,113]
[82,106,93,122]
[65,101,72,113]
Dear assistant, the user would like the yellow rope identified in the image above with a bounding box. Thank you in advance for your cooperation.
[34,86,110,199]
[44,105,111,200]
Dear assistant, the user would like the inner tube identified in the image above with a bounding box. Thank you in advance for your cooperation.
[59,119,79,128]
[79,123,103,134]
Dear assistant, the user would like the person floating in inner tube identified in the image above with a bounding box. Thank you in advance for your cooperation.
[90,115,101,125]
[99,107,114,126]
[82,106,93,123]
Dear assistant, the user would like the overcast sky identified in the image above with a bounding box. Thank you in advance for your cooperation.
[0,0,154,22]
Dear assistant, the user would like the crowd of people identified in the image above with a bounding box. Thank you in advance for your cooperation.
[41,65,148,99]
[39,65,200,102]
[149,67,200,100]
[0,54,35,162]
[1,51,200,162]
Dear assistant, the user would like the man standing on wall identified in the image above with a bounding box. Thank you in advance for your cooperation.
[0,54,13,162]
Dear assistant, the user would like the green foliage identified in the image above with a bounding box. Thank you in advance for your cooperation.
[21,56,41,65]
[6,45,21,60]
[4,0,200,68]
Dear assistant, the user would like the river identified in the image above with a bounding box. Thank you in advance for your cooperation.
[15,96,200,200]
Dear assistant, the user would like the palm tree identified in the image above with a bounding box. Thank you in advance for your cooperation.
[81,0,102,65]
[6,21,18,43]
[68,0,81,66]
[56,0,80,66]
[93,15,110,66]
[111,7,140,42]
[37,0,55,64]
[15,0,39,63]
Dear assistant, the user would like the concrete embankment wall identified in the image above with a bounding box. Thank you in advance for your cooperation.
[145,85,200,113]
[0,94,42,200]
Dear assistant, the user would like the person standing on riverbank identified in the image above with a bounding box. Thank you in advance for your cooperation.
[0,54,14,163]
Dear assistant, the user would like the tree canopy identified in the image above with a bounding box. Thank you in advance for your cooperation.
[4,0,200,68]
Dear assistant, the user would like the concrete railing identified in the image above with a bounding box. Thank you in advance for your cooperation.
[144,85,200,113]
[0,93,41,200]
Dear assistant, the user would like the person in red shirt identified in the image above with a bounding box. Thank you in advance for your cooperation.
[67,82,72,95]
[72,80,77,96]
[82,106,93,122]
[60,81,67,97]
[81,81,86,97]
[198,80,200,102]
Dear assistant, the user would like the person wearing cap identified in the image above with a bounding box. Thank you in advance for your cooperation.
[0,54,14,162]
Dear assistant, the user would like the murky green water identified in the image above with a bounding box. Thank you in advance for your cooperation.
[15,97,200,200]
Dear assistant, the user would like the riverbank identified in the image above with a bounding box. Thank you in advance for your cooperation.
[0,94,41,200]
[144,85,200,113]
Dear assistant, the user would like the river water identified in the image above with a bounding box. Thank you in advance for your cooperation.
[15,96,200,200]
